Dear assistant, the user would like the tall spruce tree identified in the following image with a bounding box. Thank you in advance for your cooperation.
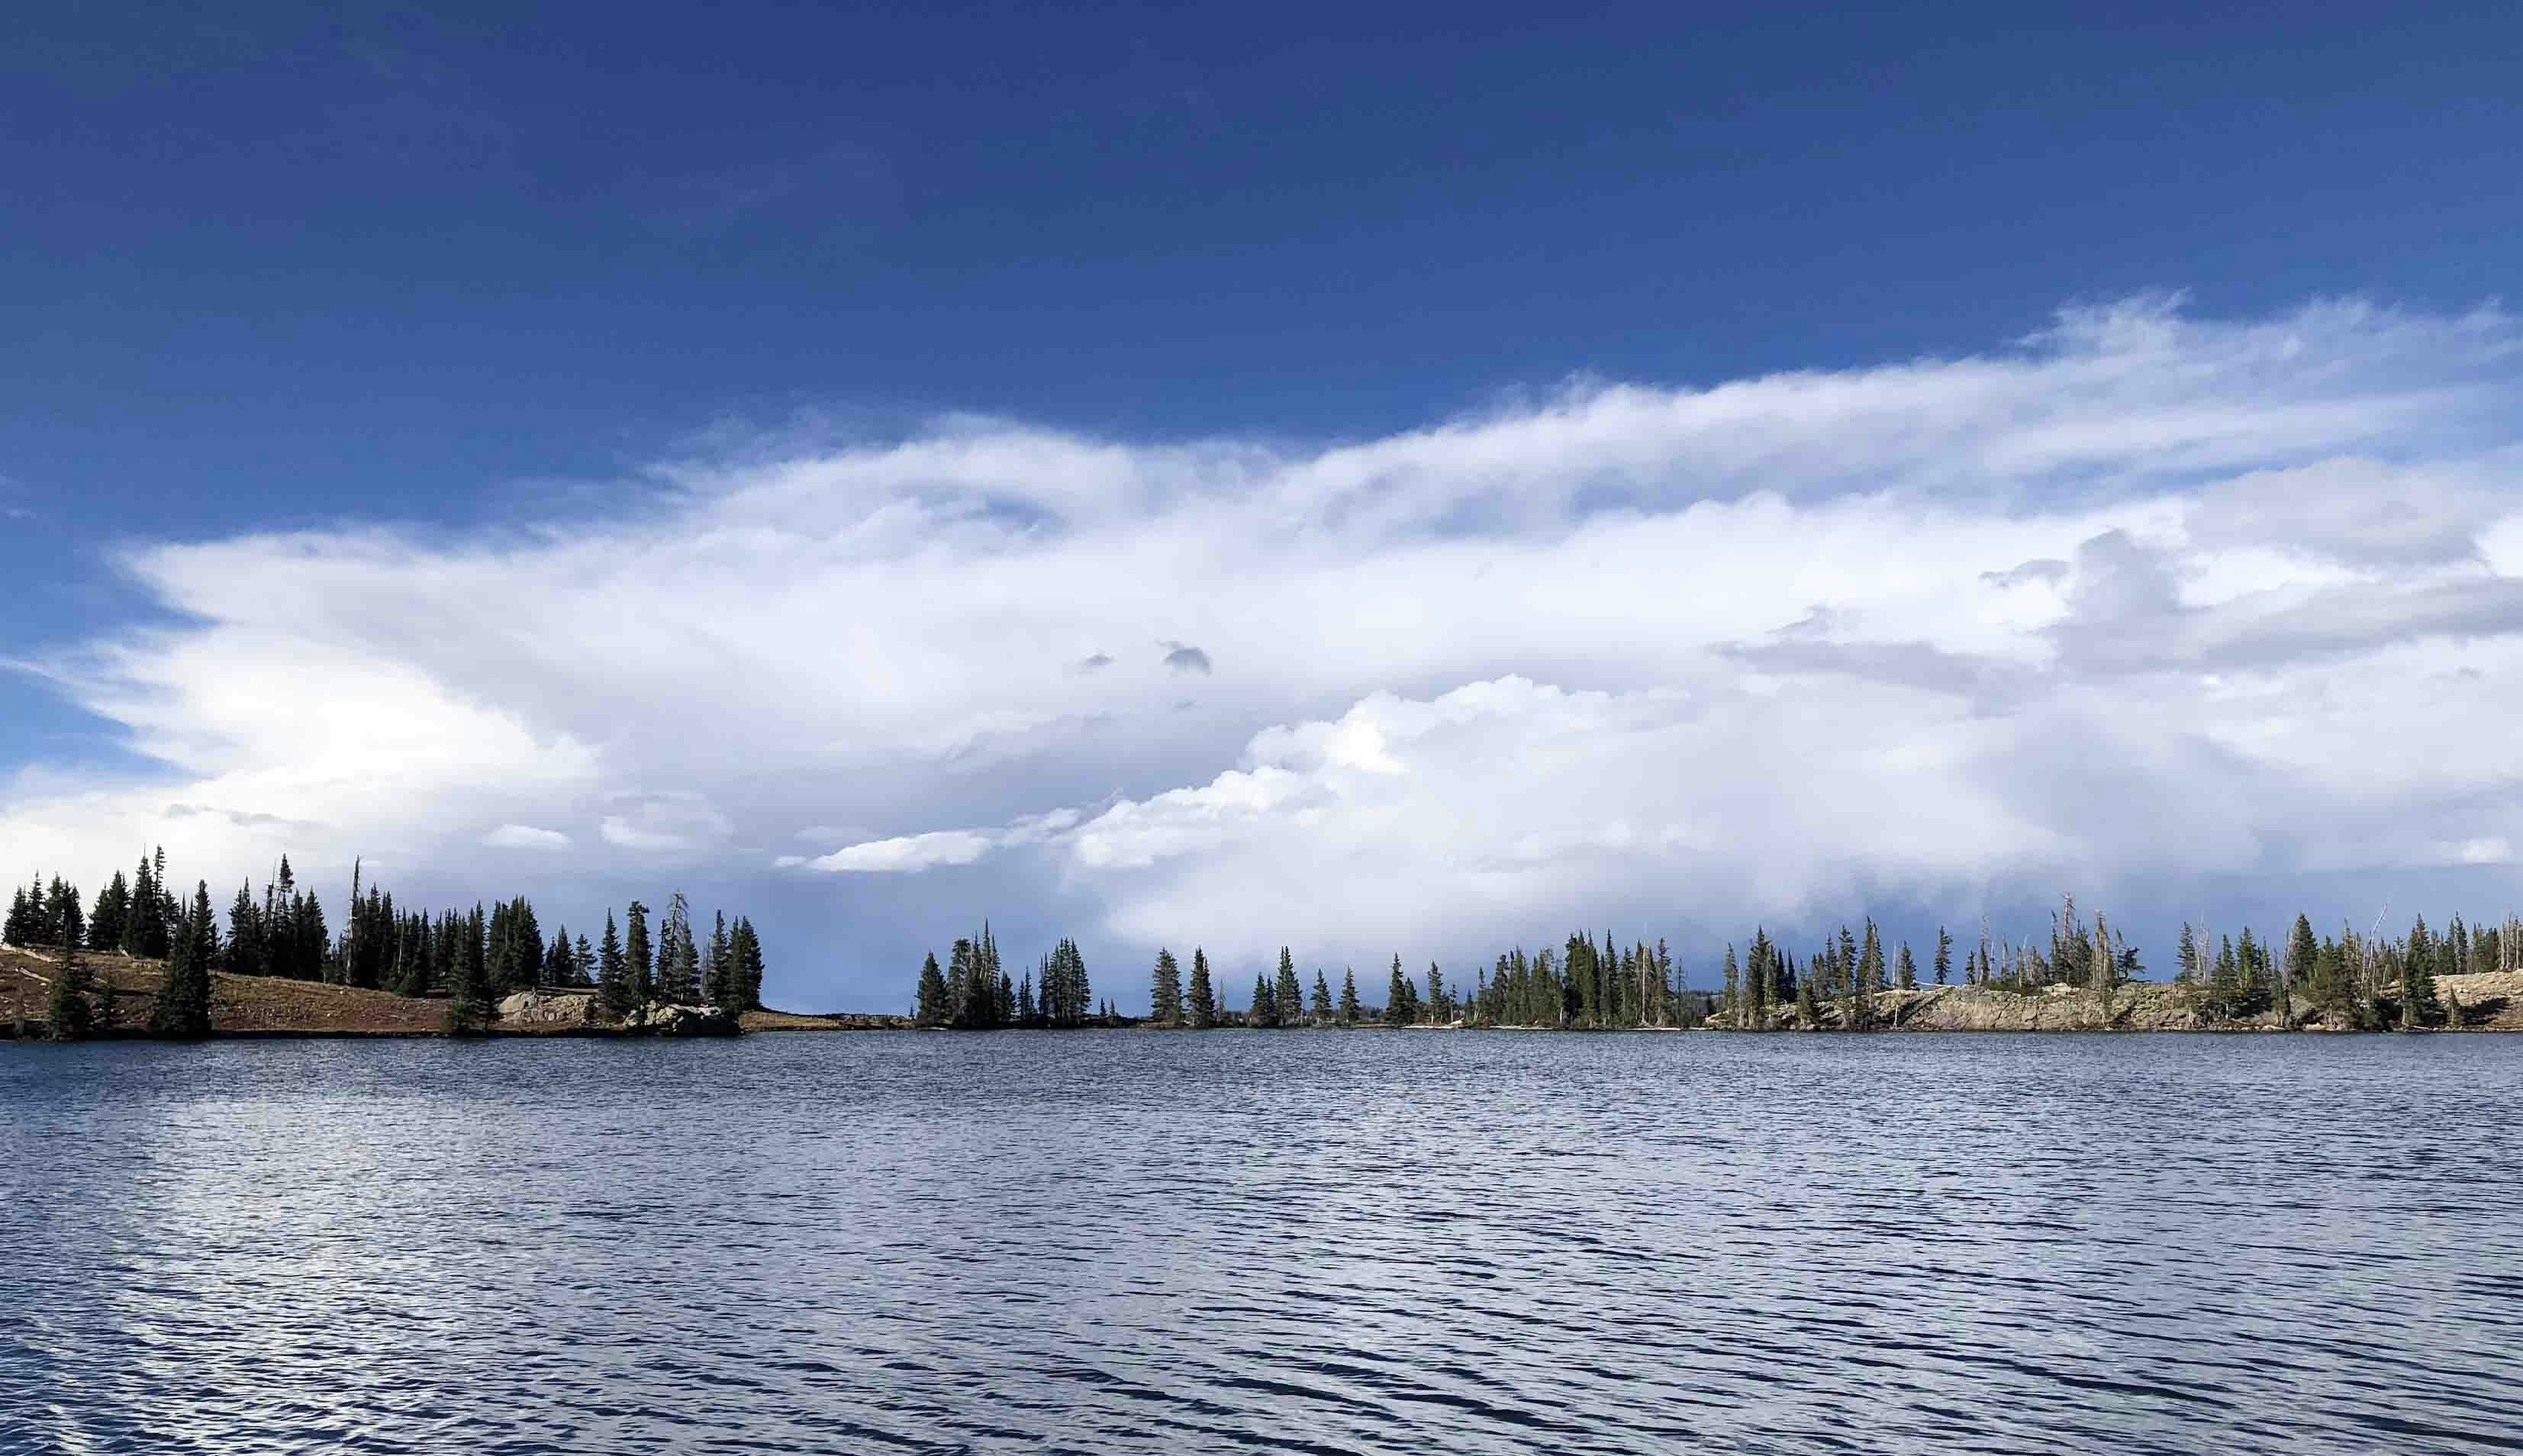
[730,918,765,1008]
[1274,947,1303,1028]
[1250,972,1278,1028]
[656,893,699,1003]
[1186,948,1216,1029]
[1339,966,1359,1026]
[914,951,949,1026]
[46,894,96,1040]
[703,910,736,1010]
[1311,969,1332,1022]
[1150,948,1184,1025]
[596,912,631,1013]
[149,881,216,1038]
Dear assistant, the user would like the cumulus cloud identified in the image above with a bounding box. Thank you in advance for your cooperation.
[483,823,571,850]
[597,793,735,853]
[5,296,2522,996]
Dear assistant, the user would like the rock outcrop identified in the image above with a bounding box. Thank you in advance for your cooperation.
[1705,971,2523,1032]
[495,991,741,1037]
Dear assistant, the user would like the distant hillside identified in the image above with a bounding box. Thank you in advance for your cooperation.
[0,945,887,1037]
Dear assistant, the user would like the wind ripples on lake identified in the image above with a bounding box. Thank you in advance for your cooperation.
[5,1032,2520,1453]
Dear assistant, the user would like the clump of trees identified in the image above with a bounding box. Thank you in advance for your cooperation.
[902,894,2511,1035]
[908,927,1705,1031]
[6,848,771,1039]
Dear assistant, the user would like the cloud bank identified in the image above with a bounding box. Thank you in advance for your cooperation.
[7,295,2522,1000]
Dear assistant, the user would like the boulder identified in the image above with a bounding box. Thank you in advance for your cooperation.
[493,991,739,1036]
[626,1002,743,1037]
[498,990,598,1026]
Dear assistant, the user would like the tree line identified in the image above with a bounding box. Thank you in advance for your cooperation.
[907,893,2515,1032]
[910,929,1716,1029]
[5,849,771,1039]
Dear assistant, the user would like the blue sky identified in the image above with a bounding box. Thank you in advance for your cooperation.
[5,4,2521,1008]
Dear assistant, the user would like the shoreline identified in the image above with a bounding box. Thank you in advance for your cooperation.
[9,946,2517,1041]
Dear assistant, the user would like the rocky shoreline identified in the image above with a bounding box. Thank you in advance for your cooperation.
[8,944,2518,1039]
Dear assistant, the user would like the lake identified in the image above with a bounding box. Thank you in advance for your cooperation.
[5,1031,2519,1454]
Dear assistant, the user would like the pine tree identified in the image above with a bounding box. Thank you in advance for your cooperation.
[1310,969,1332,1022]
[1149,948,1183,1025]
[2403,920,2444,1029]
[446,902,495,1034]
[1385,953,1418,1026]
[1896,942,1918,992]
[4,881,35,946]
[1338,966,1359,1026]
[730,918,766,1008]
[543,928,579,988]
[151,881,218,1039]
[1274,947,1303,1028]
[914,951,949,1026]
[1934,926,1952,985]
[121,851,152,957]
[1186,948,1216,1029]
[703,910,736,1010]
[655,893,699,1003]
[588,908,628,1009]
[1795,971,1820,1029]
[1250,972,1278,1028]
[46,895,95,1040]
[90,871,131,958]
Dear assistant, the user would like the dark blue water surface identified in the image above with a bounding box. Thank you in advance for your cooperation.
[5,1031,2520,1454]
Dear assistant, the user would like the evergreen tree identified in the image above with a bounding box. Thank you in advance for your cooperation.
[543,927,579,989]
[1187,948,1216,1029]
[46,894,96,1040]
[656,893,699,1003]
[914,951,950,1026]
[1274,947,1304,1027]
[597,912,631,1013]
[730,918,766,1008]
[90,871,131,957]
[1934,926,1952,985]
[1386,955,1410,1026]
[121,851,152,957]
[1250,972,1279,1028]
[1795,969,1821,1029]
[703,910,736,1010]
[2289,914,2322,1009]
[152,881,217,1039]
[44,876,86,952]
[223,880,263,976]
[1338,966,1360,1026]
[445,903,495,1033]
[2403,917,2444,1028]
[4,881,37,945]
[1310,969,1332,1021]
[1149,948,1183,1025]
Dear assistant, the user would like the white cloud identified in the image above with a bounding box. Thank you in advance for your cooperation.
[807,830,998,873]
[483,823,571,851]
[4,296,2521,995]
[598,793,735,853]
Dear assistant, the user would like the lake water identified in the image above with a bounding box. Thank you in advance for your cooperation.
[5,1031,2520,1454]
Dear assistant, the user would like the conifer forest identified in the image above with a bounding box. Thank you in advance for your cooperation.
[5,848,770,1040]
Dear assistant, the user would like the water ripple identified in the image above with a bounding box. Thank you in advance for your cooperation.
[4,1032,2521,1453]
